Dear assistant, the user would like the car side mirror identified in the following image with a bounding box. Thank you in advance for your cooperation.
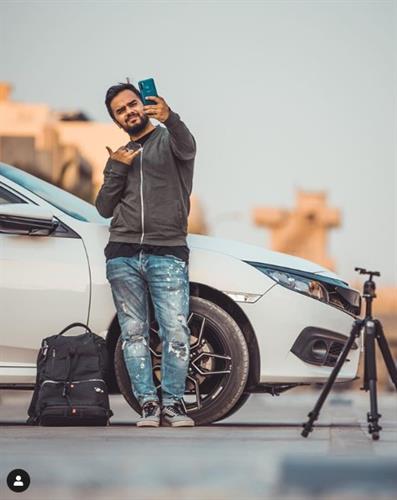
[0,203,59,236]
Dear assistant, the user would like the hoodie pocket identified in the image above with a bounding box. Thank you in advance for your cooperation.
[110,203,141,233]
[150,199,181,234]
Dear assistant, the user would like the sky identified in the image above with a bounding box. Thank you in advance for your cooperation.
[1,0,396,285]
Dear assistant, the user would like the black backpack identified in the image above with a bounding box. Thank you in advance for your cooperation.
[27,322,113,426]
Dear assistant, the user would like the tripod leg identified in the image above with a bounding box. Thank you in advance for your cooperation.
[375,319,397,390]
[364,320,382,440]
[301,320,362,438]
[362,331,369,391]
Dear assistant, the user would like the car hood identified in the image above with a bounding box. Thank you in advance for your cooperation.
[187,234,344,281]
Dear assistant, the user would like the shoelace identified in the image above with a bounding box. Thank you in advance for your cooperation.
[142,402,159,417]
[164,403,185,416]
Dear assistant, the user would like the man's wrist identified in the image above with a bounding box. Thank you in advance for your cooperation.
[163,109,179,128]
[160,106,171,123]
[110,159,130,175]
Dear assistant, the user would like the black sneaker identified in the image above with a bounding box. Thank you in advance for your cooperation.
[162,401,195,427]
[137,400,160,427]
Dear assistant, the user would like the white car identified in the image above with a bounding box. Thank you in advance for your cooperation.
[0,163,362,425]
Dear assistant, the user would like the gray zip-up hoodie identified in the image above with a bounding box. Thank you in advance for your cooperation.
[95,110,196,246]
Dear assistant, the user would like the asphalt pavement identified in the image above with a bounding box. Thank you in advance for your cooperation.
[0,389,396,500]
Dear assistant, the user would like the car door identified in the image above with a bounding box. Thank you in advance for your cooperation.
[0,183,91,384]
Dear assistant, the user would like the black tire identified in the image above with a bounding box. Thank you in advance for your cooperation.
[215,392,251,422]
[114,296,249,425]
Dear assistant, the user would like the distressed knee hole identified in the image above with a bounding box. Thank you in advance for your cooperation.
[168,338,189,361]
[122,335,148,358]
[123,317,147,336]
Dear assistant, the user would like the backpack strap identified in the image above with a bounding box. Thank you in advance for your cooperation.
[26,340,46,424]
[62,346,79,408]
[57,323,92,336]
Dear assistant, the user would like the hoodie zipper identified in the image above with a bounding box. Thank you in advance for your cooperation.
[139,146,145,244]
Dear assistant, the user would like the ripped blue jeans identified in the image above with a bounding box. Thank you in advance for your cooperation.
[106,251,190,407]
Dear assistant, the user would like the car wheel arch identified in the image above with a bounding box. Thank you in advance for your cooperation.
[189,282,260,391]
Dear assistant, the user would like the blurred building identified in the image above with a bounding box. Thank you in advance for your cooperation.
[0,82,99,200]
[253,190,340,270]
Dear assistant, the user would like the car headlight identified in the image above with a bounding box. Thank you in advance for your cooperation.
[245,262,361,316]
[264,269,329,302]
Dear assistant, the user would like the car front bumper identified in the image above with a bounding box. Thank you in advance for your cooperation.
[238,283,361,384]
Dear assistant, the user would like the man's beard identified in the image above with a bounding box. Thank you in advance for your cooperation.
[123,113,150,135]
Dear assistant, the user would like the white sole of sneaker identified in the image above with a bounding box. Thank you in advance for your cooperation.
[136,420,160,427]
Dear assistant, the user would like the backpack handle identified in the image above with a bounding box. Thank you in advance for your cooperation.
[57,322,92,336]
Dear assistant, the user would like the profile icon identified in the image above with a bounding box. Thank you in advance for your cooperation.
[14,475,24,486]
[7,469,30,492]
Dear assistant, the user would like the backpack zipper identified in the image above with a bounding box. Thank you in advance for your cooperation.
[42,340,49,358]
[50,348,56,372]
[41,378,105,386]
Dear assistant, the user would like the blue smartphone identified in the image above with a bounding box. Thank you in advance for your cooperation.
[138,78,158,105]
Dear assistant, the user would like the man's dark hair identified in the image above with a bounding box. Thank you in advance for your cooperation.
[105,82,143,120]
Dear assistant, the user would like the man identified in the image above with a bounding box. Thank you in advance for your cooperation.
[95,81,196,427]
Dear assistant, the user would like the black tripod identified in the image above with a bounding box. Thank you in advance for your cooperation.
[302,268,397,440]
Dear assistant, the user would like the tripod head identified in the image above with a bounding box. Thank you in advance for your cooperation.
[355,267,380,279]
[355,267,381,316]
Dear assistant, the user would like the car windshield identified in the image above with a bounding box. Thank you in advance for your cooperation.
[0,163,108,223]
